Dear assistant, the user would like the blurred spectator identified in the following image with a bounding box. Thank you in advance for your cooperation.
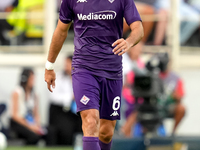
[48,55,82,146]
[152,0,200,46]
[179,0,200,45]
[125,0,200,46]
[155,53,186,135]
[188,0,200,42]
[189,0,200,12]
[0,0,18,12]
[137,53,186,136]
[152,0,169,45]
[0,104,6,118]
[121,51,186,137]
[0,86,8,137]
[10,68,55,145]
[121,42,145,137]
[0,104,8,137]
[0,0,18,45]
[5,0,44,44]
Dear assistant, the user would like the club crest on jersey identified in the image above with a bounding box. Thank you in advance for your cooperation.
[80,95,90,105]
[77,0,87,3]
[108,0,115,3]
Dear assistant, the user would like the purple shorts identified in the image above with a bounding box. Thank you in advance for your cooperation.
[72,72,122,120]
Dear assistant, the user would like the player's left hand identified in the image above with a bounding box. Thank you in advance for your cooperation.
[112,38,131,56]
[44,69,56,92]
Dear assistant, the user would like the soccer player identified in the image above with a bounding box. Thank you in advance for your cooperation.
[44,0,144,149]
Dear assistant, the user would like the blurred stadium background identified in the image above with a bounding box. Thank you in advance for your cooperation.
[0,0,200,150]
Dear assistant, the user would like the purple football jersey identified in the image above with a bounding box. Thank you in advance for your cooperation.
[59,0,141,80]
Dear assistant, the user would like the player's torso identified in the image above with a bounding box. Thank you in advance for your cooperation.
[69,0,125,79]
[71,0,124,40]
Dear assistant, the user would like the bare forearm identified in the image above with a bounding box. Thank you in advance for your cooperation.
[47,28,68,63]
[125,21,144,48]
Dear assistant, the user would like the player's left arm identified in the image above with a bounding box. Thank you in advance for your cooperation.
[112,21,144,56]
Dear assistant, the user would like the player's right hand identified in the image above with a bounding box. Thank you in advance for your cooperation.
[44,69,56,92]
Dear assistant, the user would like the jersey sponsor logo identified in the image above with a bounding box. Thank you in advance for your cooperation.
[110,111,119,116]
[80,95,90,105]
[108,0,115,3]
[77,0,87,3]
[77,10,117,21]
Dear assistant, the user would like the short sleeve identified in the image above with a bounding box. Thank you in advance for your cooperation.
[174,79,184,99]
[59,0,73,24]
[124,0,142,25]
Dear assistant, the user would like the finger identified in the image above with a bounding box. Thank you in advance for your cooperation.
[118,49,126,56]
[112,39,127,54]
[47,82,53,92]
[52,80,56,89]
[113,44,124,54]
[112,39,124,52]
[112,38,123,47]
[114,45,127,55]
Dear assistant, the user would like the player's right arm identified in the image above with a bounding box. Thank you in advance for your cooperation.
[45,20,72,92]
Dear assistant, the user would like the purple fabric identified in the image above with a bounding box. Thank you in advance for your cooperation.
[99,140,112,150]
[125,102,135,119]
[82,136,101,150]
[72,72,122,120]
[134,0,156,5]
[59,0,141,80]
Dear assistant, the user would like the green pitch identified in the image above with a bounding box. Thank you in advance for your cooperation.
[6,147,73,150]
